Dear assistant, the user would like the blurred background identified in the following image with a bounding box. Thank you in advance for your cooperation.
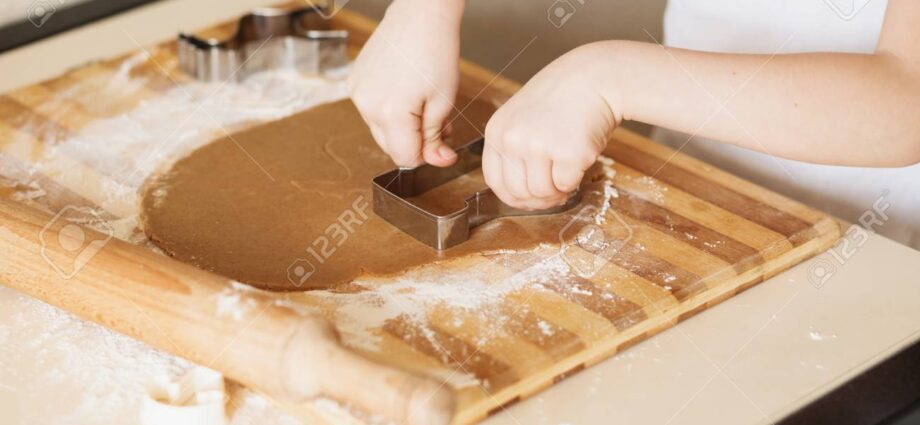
[345,0,666,134]
[0,0,666,132]
[345,0,666,83]
[0,0,667,73]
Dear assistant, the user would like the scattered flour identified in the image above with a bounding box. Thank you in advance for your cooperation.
[55,66,348,187]
[703,240,725,249]
[808,327,838,342]
[0,286,320,425]
[3,57,349,238]
[594,155,619,225]
[0,57,352,424]
[633,175,668,204]
[0,44,642,423]
[227,388,305,425]
[8,180,46,202]
[215,286,260,322]
[304,247,573,389]
[0,287,189,425]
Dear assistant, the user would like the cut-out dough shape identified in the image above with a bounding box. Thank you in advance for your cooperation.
[139,367,227,425]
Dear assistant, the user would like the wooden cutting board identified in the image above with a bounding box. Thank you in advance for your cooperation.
[0,7,840,425]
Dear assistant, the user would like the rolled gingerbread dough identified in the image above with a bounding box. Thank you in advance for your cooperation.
[141,98,605,291]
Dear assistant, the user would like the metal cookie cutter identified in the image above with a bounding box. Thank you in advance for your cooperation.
[177,5,348,82]
[373,138,583,250]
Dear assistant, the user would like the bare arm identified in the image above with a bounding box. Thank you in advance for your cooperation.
[484,0,920,209]
[349,0,465,167]
[596,0,920,167]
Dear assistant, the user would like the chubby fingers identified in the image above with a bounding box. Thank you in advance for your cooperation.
[368,123,388,155]
[382,110,425,167]
[349,77,426,167]
[483,145,550,211]
[482,144,510,205]
[352,92,458,168]
[420,96,459,167]
[483,122,596,209]
[483,146,575,210]
[527,159,569,204]
[551,161,586,193]
[502,157,569,210]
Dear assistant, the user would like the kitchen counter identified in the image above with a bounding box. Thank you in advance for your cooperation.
[1,1,918,424]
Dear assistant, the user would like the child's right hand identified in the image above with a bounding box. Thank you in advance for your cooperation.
[348,0,465,168]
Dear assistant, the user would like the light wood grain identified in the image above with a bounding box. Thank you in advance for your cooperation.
[0,6,841,425]
[0,197,454,425]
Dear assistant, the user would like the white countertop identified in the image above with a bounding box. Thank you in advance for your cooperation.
[1,1,919,424]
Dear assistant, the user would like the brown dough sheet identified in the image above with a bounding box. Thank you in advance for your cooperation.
[141,98,606,291]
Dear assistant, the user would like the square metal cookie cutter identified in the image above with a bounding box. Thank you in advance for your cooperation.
[177,5,348,82]
[373,138,583,250]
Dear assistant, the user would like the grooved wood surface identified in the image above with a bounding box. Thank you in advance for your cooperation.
[0,8,840,425]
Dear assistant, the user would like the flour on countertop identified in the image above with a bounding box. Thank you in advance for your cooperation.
[0,57,353,424]
[808,327,838,342]
[0,287,189,424]
[0,286,329,425]
[227,387,306,425]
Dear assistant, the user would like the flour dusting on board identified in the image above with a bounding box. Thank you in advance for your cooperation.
[1,54,348,237]
[300,245,572,389]
[65,66,345,220]
[634,175,668,204]
[0,46,635,422]
[0,59,355,422]
[595,155,619,224]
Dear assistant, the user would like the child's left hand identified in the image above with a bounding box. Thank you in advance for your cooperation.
[483,45,620,210]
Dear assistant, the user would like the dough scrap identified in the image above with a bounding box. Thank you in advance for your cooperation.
[140,367,226,425]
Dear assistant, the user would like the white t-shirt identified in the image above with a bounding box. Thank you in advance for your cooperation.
[655,0,920,249]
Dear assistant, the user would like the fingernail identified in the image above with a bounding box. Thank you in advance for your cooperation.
[438,145,457,160]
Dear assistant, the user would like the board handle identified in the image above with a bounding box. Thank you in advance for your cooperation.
[0,197,454,424]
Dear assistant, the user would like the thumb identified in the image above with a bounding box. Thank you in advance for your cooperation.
[420,97,458,167]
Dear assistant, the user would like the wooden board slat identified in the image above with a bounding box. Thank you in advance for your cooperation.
[0,6,840,425]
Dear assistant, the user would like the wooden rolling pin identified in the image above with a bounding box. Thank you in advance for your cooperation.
[0,197,454,425]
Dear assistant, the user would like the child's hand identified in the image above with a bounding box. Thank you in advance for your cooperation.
[484,45,620,210]
[348,0,464,168]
